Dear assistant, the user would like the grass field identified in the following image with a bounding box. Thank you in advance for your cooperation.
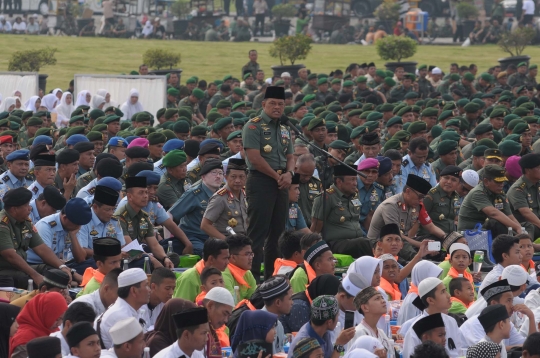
[1,34,540,90]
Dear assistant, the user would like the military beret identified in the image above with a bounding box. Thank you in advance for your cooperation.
[518,62,528,67]
[529,64,538,70]
[439,165,462,178]
[167,87,180,97]
[65,126,86,139]
[307,73,317,80]
[69,115,85,124]
[292,102,307,114]
[393,130,411,142]
[463,103,480,113]
[308,117,325,131]
[125,146,150,159]
[519,153,540,169]
[379,103,394,112]
[326,121,337,133]
[162,149,187,167]
[489,108,508,118]
[226,130,242,141]
[313,108,325,117]
[216,100,232,109]
[86,130,105,142]
[198,140,223,156]
[229,111,244,119]
[386,116,403,127]
[356,76,367,83]
[350,126,367,140]
[232,102,247,111]
[200,158,223,175]
[34,127,53,138]
[456,99,469,108]
[365,121,379,133]
[64,198,92,225]
[317,73,328,79]
[522,116,537,124]
[328,140,351,152]
[56,149,80,164]
[504,114,521,127]
[161,139,184,153]
[316,78,328,86]
[327,104,342,113]
[360,132,380,145]
[474,123,493,135]
[190,88,204,100]
[513,107,530,117]
[445,119,461,129]
[3,187,32,207]
[408,121,427,134]
[421,107,439,117]
[472,145,489,157]
[206,112,223,124]
[147,132,166,145]
[366,111,383,122]
[383,139,402,151]
[499,140,522,156]
[34,110,48,117]
[134,112,150,123]
[6,149,29,162]
[342,80,354,87]
[439,130,461,142]
[104,115,121,124]
[498,95,513,103]
[475,138,497,150]
[107,137,127,148]
[27,117,43,126]
[508,119,525,131]
[504,134,522,143]
[213,117,233,131]
[424,99,439,108]
[231,88,244,97]
[191,125,207,137]
[377,156,392,175]
[438,140,458,156]
[397,106,413,116]
[513,122,531,134]
[362,103,376,112]
[519,101,535,110]
[479,72,493,82]
[404,92,419,100]
[178,107,193,118]
[330,78,341,85]
[162,109,177,120]
[20,110,33,121]
[449,73,461,81]
[430,125,443,139]
[73,141,94,154]
[325,113,339,123]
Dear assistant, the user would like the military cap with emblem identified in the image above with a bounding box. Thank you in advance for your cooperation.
[364,121,379,133]
[308,117,325,131]
[190,125,207,137]
[134,126,156,137]
[147,132,167,145]
[386,116,403,128]
[396,106,413,117]
[350,126,366,140]
[521,116,537,124]
[513,122,530,134]
[439,130,461,142]
[26,117,43,126]
[437,140,458,156]
[474,123,493,135]
[162,149,187,168]
[463,102,480,113]
[439,165,462,178]
[191,88,205,100]
[421,107,439,117]
[73,141,95,154]
[6,149,29,162]
[303,94,316,103]
[56,149,80,164]
[490,108,508,118]
[471,145,489,157]
[108,137,127,148]
[445,119,461,129]
[355,76,367,83]
[406,174,432,194]
[512,107,529,117]
[328,140,351,153]
[404,92,419,100]
[436,110,452,123]
[86,131,104,142]
[163,108,178,120]
[408,121,427,135]
[498,140,522,157]
[383,139,402,151]
[213,117,233,131]
[3,187,32,207]
[342,80,354,87]
[198,141,222,156]
[360,132,380,145]
[103,115,121,124]
[227,130,242,142]
[366,111,383,122]
[484,164,507,182]
[393,130,411,142]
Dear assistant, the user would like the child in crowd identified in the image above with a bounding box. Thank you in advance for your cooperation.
[378,254,402,301]
[441,243,481,298]
[477,304,511,354]
[412,313,447,347]
[273,230,304,276]
[196,267,225,305]
[438,232,469,278]
[290,235,333,293]
[448,277,475,314]
[518,234,536,275]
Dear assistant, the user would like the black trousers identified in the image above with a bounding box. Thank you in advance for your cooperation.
[254,14,265,35]
[223,0,230,15]
[246,170,288,281]
[235,0,243,15]
[327,237,373,258]
[0,264,52,289]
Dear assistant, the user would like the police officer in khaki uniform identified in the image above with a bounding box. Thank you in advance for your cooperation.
[0,187,72,288]
[242,86,294,280]
[458,165,522,237]
[507,153,540,238]
[310,164,372,258]
[296,153,320,228]
[201,158,248,238]
[420,165,461,236]
[156,149,191,210]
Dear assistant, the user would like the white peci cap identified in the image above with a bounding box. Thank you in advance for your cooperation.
[432,67,442,75]
[205,287,235,307]
[462,169,480,188]
[449,243,470,256]
[109,317,143,345]
[281,72,291,78]
[418,277,443,298]
[502,265,529,286]
[117,268,147,288]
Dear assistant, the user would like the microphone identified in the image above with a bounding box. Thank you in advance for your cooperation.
[280,115,301,136]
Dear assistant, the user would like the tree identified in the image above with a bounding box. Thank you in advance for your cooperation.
[8,47,57,72]
[376,36,417,62]
[498,27,535,57]
[142,49,181,70]
[269,34,312,66]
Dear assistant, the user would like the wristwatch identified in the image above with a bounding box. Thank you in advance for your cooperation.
[287,170,295,177]
[59,264,68,270]
[333,344,345,353]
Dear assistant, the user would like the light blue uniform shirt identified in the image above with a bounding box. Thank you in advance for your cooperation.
[27,181,46,200]
[77,208,125,248]
[0,170,32,199]
[168,182,213,241]
[76,178,98,199]
[153,158,165,176]
[29,200,42,225]
[395,154,437,193]
[118,197,169,225]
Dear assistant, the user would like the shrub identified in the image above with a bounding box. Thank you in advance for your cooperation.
[8,47,57,72]
[142,49,181,70]
[374,0,400,23]
[498,27,535,57]
[269,34,312,65]
[376,35,417,62]
[271,3,297,20]
[456,1,479,19]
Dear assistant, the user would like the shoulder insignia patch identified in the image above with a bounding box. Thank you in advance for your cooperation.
[429,187,437,194]
[32,186,38,193]
[110,216,118,221]
[402,159,409,167]
[141,209,149,216]
[88,187,96,195]
[217,187,227,196]
[158,164,164,169]
[2,216,8,224]
[49,220,57,227]
[374,182,384,190]
[250,117,261,123]
[425,161,430,167]
[1,176,8,183]
[520,182,527,189]
[326,188,335,194]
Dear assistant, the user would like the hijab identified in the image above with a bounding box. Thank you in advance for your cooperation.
[142,20,153,36]
[75,90,91,107]
[343,348,378,358]
[97,89,117,109]
[230,310,277,354]
[307,273,341,300]
[144,298,196,356]
[55,92,75,128]
[91,94,105,110]
[52,88,63,98]
[0,96,17,112]
[24,95,40,112]
[41,93,58,112]
[349,336,384,353]
[120,88,144,120]
[9,292,68,357]
[347,256,383,288]
[0,303,20,358]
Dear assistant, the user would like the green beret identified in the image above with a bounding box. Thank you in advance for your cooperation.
[213,117,233,131]
[326,121,337,133]
[135,112,151,123]
[89,109,105,120]
[383,139,402,151]
[365,121,379,132]
[404,92,419,99]
[303,94,316,104]
[317,78,328,86]
[472,145,489,157]
[440,130,461,142]
[35,110,48,117]
[516,85,528,94]
[120,121,132,130]
[308,117,325,131]
[21,111,33,121]
[430,125,443,139]
[513,107,531,118]
[517,62,528,67]
[229,111,244,119]
[418,64,427,70]
[66,126,85,138]
[227,130,242,141]
[27,117,43,126]
[375,69,386,78]
[327,105,342,113]
[522,116,537,124]
[317,73,328,79]
[529,64,538,70]
[232,88,245,97]
[343,80,354,87]
[356,76,367,83]
[503,114,520,127]
[292,102,307,113]
[508,119,525,131]
[421,107,439,117]
[337,124,351,142]
[147,132,167,145]
[499,140,522,156]
[216,100,232,109]
[463,103,480,113]
[403,73,415,80]
[232,102,247,111]
[300,115,315,127]
[191,125,207,137]
[397,106,413,116]
[498,95,513,103]
[461,72,474,82]
[0,119,10,129]
[386,116,403,128]
[161,122,175,130]
[489,108,508,118]
[366,111,383,122]
[207,112,223,123]
[104,115,121,124]
[167,87,180,96]
[513,122,531,134]
[223,74,232,81]
[35,127,54,137]
[192,88,205,100]
[68,115,85,125]
[449,74,461,81]
[480,73,494,82]
[518,101,534,110]
[186,77,197,84]
[442,102,457,112]
[325,113,339,123]
[350,126,366,139]
[163,109,177,120]
[243,73,253,80]
[307,73,317,80]
[163,149,187,167]
[328,140,350,151]
[312,107,325,116]
[445,119,461,129]
[86,131,104,142]
[362,104,375,112]
[331,78,341,85]
[393,130,411,142]
[424,99,438,108]
[155,108,166,119]
[438,140,458,156]
[456,99,470,108]
[471,98,486,109]
[474,123,493,135]
[379,104,394,113]
[161,129,175,140]
[408,121,427,134]
[134,126,156,136]
[476,138,498,149]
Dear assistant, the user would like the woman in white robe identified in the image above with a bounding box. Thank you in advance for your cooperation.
[55,92,75,128]
[24,96,40,112]
[75,90,92,108]
[0,97,17,112]
[120,88,144,120]
[40,93,58,112]
[52,88,63,101]
[96,89,117,108]
[91,95,106,110]
[142,20,153,38]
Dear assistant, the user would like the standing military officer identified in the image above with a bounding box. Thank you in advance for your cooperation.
[27,154,57,200]
[156,150,191,210]
[115,176,174,269]
[508,62,528,87]
[507,153,540,238]
[168,159,223,256]
[201,158,248,239]
[242,86,294,280]
[310,164,373,258]
[0,149,32,199]
[296,153,320,228]
[420,166,461,236]
[356,158,384,234]
[307,117,328,157]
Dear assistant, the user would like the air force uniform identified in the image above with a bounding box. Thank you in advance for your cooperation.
[395,154,437,193]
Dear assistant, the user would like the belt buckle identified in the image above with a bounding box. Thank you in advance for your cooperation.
[277,170,283,175]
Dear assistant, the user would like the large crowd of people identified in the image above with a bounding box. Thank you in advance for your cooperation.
[2,48,540,358]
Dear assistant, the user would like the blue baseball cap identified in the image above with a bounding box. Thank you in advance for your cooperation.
[136,170,160,185]
[163,139,185,153]
[64,198,92,225]
[32,135,53,146]
[6,149,30,162]
[96,177,122,192]
[66,134,90,146]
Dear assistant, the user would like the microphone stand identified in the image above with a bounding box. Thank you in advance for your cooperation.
[281,116,366,240]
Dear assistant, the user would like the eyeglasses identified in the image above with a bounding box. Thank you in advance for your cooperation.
[234,252,254,257]
[208,170,224,177]
[410,188,425,201]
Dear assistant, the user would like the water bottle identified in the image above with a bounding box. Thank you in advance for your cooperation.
[167,241,173,254]
[473,250,484,273]
[144,257,151,274]
[234,285,240,304]
[226,226,236,235]
[385,314,391,338]
[143,347,150,358]
[123,259,129,271]
[508,227,513,236]
[27,279,33,291]
[387,339,394,358]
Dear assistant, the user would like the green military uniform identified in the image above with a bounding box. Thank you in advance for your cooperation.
[74,171,97,196]
[367,79,381,89]
[420,185,460,235]
[178,96,201,116]
[373,83,391,98]
[115,203,155,244]
[507,175,540,237]
[54,174,75,199]
[208,92,226,108]
[302,84,317,95]
[417,77,434,99]
[203,185,248,236]
[241,61,260,78]
[436,80,452,95]
[389,85,413,102]
[449,81,473,98]
[186,163,202,184]
[315,156,335,189]
[298,177,322,228]
[156,172,191,210]
[344,151,361,166]
[0,210,45,288]
[166,99,178,108]
[526,74,537,87]
[17,130,30,148]
[508,72,528,87]
[431,158,448,181]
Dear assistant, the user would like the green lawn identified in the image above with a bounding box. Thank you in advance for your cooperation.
[1,34,539,90]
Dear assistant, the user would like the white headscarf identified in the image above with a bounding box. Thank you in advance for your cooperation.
[12,90,22,99]
[91,95,106,110]
[343,348,377,358]
[0,97,17,112]
[120,88,144,120]
[41,93,58,112]
[52,88,63,99]
[75,90,91,108]
[24,95,40,112]
[96,89,117,109]
[142,21,153,36]
[347,256,383,289]
[349,336,384,353]
[397,260,443,325]
[55,91,75,128]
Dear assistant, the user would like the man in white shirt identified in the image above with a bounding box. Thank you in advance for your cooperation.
[154,307,208,358]
[70,267,120,317]
[100,317,146,358]
[50,301,97,356]
[475,304,512,358]
[94,268,150,349]
[65,321,101,358]
[522,0,535,25]
[139,267,177,329]
[0,15,12,32]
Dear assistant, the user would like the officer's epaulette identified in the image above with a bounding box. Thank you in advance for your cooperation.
[1,175,8,183]
[194,188,201,194]
[110,216,118,221]
[194,166,201,172]
[158,164,164,169]
[373,182,384,190]
[429,187,437,194]
[217,187,227,196]
[122,173,129,180]
[250,116,261,123]
[1,216,8,224]
[141,209,149,216]
[122,211,129,217]
[402,159,409,167]
[425,161,431,167]
[312,176,321,182]
[49,220,57,227]
[88,187,96,195]
[520,182,527,189]
[326,188,335,194]
[25,217,32,222]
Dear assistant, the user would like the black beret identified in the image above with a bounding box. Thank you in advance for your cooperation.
[184,140,201,158]
[126,162,154,177]
[125,146,150,159]
[439,165,462,178]
[405,174,432,195]
[29,143,52,160]
[43,185,66,210]
[519,153,540,169]
[56,149,80,164]
[95,153,118,166]
[125,176,147,189]
[201,158,223,175]
[73,141,95,153]
[3,187,32,207]
[198,142,222,156]
[33,154,56,167]
[96,158,123,179]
